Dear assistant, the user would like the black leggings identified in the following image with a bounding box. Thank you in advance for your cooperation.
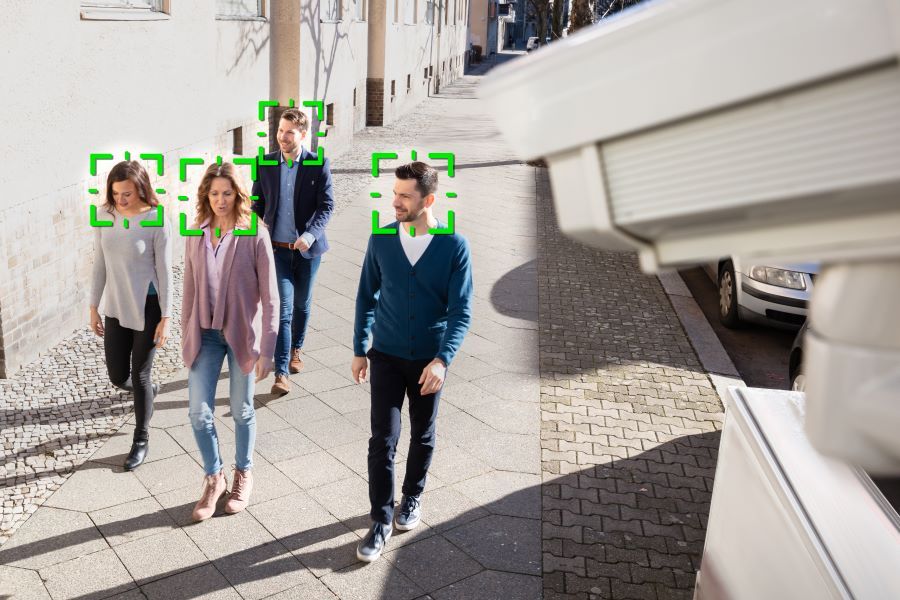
[104,295,160,442]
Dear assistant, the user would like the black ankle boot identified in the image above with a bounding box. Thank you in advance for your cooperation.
[125,440,149,471]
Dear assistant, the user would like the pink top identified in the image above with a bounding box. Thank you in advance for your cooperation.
[200,221,235,319]
[181,222,278,375]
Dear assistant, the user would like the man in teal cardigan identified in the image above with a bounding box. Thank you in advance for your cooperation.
[351,161,474,562]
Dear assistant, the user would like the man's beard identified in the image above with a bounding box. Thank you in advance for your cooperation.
[396,204,426,223]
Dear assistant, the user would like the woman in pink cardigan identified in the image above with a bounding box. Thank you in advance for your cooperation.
[182,162,278,521]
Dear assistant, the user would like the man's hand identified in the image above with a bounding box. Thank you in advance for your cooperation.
[90,308,104,338]
[153,317,170,349]
[255,357,273,382]
[293,237,311,252]
[418,358,446,396]
[351,356,369,384]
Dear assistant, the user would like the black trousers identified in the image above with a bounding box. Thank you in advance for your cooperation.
[104,295,160,443]
[367,348,443,525]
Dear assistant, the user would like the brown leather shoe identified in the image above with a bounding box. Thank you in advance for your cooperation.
[192,471,226,522]
[224,467,253,514]
[271,374,290,396]
[289,348,304,374]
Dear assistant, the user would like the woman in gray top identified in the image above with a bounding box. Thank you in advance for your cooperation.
[89,161,173,470]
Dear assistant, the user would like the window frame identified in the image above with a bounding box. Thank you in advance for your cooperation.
[215,0,267,21]
[80,0,170,21]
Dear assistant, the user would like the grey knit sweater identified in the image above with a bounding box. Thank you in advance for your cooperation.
[90,207,173,331]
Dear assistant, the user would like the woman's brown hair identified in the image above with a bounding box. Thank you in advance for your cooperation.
[104,161,159,214]
[195,162,252,228]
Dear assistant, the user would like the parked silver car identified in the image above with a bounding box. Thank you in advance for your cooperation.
[706,258,819,329]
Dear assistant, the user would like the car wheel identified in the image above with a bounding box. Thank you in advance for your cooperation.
[718,260,741,328]
[791,372,806,392]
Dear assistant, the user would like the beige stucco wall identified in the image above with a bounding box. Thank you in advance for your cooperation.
[0,2,269,376]
[468,0,488,48]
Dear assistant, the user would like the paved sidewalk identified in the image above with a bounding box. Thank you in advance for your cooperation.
[536,171,724,600]
[1,54,544,599]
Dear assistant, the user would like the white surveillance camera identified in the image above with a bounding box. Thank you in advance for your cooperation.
[480,0,900,469]
[479,0,900,272]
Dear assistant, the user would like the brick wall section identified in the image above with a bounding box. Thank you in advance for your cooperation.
[366,78,384,127]
[535,169,725,600]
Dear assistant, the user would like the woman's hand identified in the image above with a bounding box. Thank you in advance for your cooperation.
[90,308,104,337]
[255,357,273,382]
[153,317,170,349]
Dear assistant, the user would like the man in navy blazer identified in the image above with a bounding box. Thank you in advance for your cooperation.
[251,108,334,395]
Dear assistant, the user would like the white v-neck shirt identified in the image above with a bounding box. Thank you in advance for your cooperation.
[398,223,434,266]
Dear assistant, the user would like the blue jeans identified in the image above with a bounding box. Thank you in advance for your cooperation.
[188,329,256,476]
[273,247,322,376]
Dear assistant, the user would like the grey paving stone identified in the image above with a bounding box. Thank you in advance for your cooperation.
[250,569,338,599]
[274,451,355,489]
[464,398,540,435]
[472,371,541,403]
[467,430,541,474]
[293,368,356,395]
[239,462,302,506]
[213,539,309,600]
[140,563,241,600]
[431,570,542,600]
[166,421,236,455]
[39,548,135,600]
[0,507,108,569]
[133,453,204,496]
[248,490,358,577]
[452,471,541,519]
[419,486,490,533]
[307,475,371,522]
[305,344,355,370]
[293,415,369,450]
[0,565,52,599]
[316,384,372,415]
[268,396,340,427]
[386,535,482,593]
[184,510,274,561]
[445,354,502,381]
[425,442,492,485]
[44,466,149,513]
[321,559,424,600]
[153,483,210,527]
[114,528,207,584]
[326,438,374,476]
[254,429,320,464]
[445,514,541,575]
[439,379,503,413]
[89,496,177,547]
[89,426,184,466]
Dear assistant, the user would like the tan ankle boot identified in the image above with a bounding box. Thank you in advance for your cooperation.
[192,471,226,522]
[289,348,304,374]
[224,467,253,514]
[271,374,290,396]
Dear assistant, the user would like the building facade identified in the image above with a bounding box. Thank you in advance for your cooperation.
[0,0,465,377]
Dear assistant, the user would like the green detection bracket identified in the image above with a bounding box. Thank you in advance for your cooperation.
[371,210,397,235]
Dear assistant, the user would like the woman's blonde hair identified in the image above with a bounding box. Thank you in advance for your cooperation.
[195,162,252,227]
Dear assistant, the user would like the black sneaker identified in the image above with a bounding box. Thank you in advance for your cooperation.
[356,522,392,563]
[394,495,422,531]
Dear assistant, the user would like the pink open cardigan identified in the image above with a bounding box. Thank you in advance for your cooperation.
[181,225,278,375]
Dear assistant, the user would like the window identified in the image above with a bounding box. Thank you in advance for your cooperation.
[232,126,243,155]
[326,103,335,126]
[488,0,496,18]
[444,0,448,25]
[407,74,411,93]
[354,0,365,20]
[324,0,341,21]
[425,0,434,24]
[216,0,263,18]
[423,67,429,79]
[353,87,357,107]
[391,80,396,100]
[80,0,168,20]
[404,0,415,24]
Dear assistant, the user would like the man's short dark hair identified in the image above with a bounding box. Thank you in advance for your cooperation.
[280,108,309,133]
[395,161,438,198]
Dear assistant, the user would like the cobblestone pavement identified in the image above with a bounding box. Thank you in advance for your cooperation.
[535,170,725,600]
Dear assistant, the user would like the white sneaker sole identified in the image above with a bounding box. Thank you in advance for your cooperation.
[356,528,392,562]
[393,513,422,532]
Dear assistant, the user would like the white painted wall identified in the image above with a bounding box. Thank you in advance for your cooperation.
[0,2,269,375]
